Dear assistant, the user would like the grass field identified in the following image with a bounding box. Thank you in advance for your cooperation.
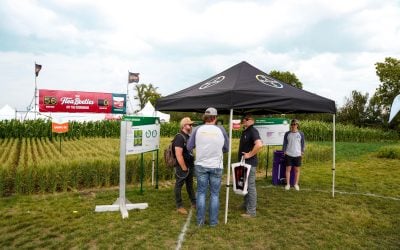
[0,141,399,249]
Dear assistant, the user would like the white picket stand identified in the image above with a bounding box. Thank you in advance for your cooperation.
[95,120,148,218]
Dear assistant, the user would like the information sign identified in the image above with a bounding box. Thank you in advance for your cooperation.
[123,116,160,155]
[254,118,289,145]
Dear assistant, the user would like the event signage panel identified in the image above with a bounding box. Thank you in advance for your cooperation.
[123,116,160,155]
[254,118,290,146]
[39,89,126,114]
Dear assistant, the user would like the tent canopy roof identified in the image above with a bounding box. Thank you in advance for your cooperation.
[156,61,336,115]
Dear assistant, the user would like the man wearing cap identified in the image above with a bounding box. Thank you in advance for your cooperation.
[238,114,263,218]
[173,117,196,215]
[282,119,305,191]
[187,107,229,227]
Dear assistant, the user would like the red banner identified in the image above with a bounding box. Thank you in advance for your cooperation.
[52,122,69,133]
[39,89,126,114]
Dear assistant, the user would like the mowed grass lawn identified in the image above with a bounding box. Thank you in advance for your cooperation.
[1,142,399,249]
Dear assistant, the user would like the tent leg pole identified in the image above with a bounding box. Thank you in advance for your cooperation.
[265,145,269,179]
[224,109,233,224]
[332,114,336,198]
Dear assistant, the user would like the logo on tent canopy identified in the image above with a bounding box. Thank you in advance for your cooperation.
[199,76,225,90]
[256,75,283,88]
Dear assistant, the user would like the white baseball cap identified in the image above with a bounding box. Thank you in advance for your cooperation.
[204,107,218,116]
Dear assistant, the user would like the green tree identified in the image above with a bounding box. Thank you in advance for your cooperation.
[374,57,400,107]
[133,83,162,109]
[369,57,400,128]
[365,95,385,126]
[268,70,334,122]
[337,90,369,127]
[269,70,303,89]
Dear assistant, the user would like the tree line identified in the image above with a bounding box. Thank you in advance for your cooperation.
[134,57,400,132]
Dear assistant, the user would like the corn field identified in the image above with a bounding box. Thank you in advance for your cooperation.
[0,118,399,196]
[0,135,334,197]
[0,137,177,196]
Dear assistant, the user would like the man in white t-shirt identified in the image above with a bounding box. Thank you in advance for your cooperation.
[187,107,229,227]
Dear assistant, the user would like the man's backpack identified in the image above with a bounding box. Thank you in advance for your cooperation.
[164,133,186,168]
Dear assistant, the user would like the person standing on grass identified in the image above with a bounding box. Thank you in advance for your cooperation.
[173,117,196,215]
[187,107,229,227]
[238,114,263,218]
[283,119,305,191]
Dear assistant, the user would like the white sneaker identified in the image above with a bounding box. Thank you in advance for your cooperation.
[294,185,300,191]
[285,185,290,190]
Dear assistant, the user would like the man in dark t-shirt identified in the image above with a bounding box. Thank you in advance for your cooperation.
[173,117,196,215]
[238,114,263,218]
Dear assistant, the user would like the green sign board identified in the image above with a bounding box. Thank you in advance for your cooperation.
[123,116,160,154]
[254,118,290,145]
[255,118,289,125]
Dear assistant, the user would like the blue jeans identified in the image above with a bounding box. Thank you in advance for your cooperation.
[195,165,223,226]
[243,166,257,216]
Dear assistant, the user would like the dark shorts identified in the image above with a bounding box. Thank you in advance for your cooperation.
[285,155,302,167]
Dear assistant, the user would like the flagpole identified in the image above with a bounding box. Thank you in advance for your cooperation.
[33,62,42,119]
[34,62,37,119]
[33,67,37,120]
[127,71,134,115]
[126,71,129,114]
[127,71,140,114]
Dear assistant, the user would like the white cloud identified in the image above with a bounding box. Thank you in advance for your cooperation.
[348,4,400,52]
[0,0,399,112]
[1,0,80,41]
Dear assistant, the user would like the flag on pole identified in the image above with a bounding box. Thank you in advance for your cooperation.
[35,63,42,77]
[128,72,139,83]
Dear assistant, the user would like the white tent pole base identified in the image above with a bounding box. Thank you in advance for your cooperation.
[95,197,148,219]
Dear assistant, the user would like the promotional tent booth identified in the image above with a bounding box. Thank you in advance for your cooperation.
[156,61,336,224]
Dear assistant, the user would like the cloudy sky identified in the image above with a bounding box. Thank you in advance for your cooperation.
[1,0,399,112]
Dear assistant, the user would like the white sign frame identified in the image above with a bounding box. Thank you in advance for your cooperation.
[95,116,161,218]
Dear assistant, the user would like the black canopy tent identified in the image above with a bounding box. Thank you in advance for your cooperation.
[156,61,337,224]
[156,61,336,114]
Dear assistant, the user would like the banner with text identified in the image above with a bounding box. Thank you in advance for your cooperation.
[123,116,160,155]
[39,89,126,114]
[254,118,290,146]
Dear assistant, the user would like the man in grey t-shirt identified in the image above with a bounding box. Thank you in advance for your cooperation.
[187,107,229,227]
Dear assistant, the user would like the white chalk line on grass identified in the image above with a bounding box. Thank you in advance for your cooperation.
[260,185,400,201]
[176,208,193,250]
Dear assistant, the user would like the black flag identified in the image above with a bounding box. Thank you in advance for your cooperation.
[35,63,42,77]
[128,72,139,83]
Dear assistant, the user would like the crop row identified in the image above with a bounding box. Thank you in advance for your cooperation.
[0,119,398,142]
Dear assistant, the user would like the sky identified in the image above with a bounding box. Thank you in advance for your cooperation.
[0,0,399,113]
